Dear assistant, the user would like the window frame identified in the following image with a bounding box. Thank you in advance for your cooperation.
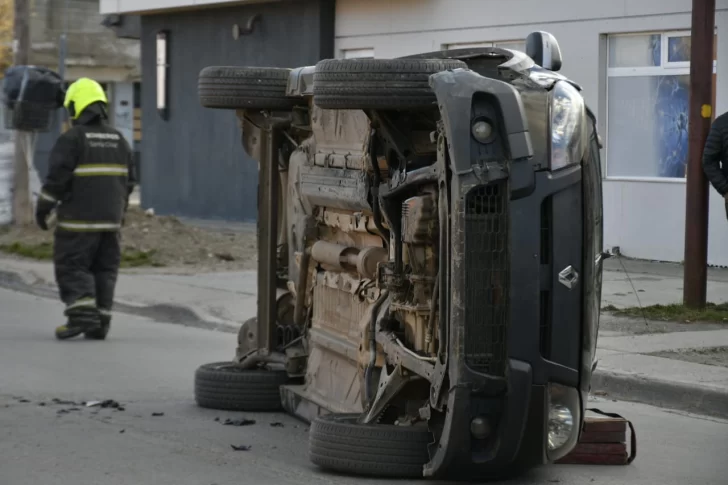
[605,30,717,182]
[342,48,375,59]
[663,31,692,69]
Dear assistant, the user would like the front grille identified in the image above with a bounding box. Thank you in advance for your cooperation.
[463,181,510,376]
[540,197,552,359]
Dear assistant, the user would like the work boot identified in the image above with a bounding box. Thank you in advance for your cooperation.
[55,319,101,340]
[84,314,111,340]
[56,308,102,340]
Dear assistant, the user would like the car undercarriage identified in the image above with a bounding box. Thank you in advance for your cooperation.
[193,31,604,481]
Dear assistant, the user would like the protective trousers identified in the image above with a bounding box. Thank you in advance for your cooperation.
[53,231,121,325]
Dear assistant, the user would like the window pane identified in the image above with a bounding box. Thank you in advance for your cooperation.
[607,75,689,178]
[494,41,526,52]
[667,36,691,62]
[608,34,661,67]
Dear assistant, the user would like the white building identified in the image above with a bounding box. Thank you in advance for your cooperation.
[101,0,728,265]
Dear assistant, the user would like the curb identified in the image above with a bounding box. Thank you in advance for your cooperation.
[591,368,728,420]
[0,269,239,334]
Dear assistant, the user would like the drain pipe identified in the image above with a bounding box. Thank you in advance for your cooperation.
[364,290,389,406]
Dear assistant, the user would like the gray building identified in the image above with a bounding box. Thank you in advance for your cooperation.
[102,0,728,266]
[101,0,334,221]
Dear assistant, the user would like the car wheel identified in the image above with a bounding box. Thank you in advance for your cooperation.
[194,361,288,411]
[308,413,432,478]
[312,58,468,111]
[197,66,304,110]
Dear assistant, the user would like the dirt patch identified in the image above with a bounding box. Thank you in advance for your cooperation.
[599,314,727,335]
[603,303,728,324]
[0,207,257,271]
[649,346,728,368]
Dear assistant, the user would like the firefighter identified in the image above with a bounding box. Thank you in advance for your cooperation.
[34,77,136,340]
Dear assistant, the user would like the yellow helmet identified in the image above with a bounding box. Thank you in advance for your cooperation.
[63,78,107,120]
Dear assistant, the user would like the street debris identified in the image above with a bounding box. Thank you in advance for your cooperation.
[230,444,251,452]
[119,429,126,434]
[38,402,46,406]
[214,417,220,422]
[52,398,78,405]
[18,399,30,403]
[85,399,123,409]
[223,417,255,427]
[152,412,165,417]
[269,422,284,428]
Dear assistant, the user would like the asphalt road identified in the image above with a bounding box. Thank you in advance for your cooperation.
[1,287,726,485]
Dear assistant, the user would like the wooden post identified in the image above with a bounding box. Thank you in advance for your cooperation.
[12,0,32,226]
[12,0,32,225]
[683,0,716,308]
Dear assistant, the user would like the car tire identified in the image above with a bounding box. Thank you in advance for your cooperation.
[308,413,432,478]
[194,361,288,411]
[312,58,468,110]
[197,66,303,110]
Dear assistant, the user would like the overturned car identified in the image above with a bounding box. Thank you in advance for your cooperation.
[194,31,604,480]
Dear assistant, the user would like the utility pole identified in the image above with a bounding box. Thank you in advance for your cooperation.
[683,0,716,308]
[57,0,71,138]
[12,0,32,225]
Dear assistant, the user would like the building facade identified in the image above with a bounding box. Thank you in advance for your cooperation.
[0,0,141,225]
[30,0,141,177]
[102,0,334,221]
[102,0,728,266]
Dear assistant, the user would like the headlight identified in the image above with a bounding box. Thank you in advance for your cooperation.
[471,118,494,143]
[550,81,585,170]
[546,382,582,461]
[470,116,497,144]
[548,404,574,450]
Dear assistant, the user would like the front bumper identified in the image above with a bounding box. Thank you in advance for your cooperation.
[424,68,583,478]
[424,361,547,478]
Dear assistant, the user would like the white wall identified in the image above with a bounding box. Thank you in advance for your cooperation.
[0,105,14,225]
[336,0,728,266]
[111,82,135,150]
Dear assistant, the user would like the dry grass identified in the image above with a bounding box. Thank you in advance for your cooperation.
[0,207,257,270]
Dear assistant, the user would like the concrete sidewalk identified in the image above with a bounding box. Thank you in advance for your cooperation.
[592,330,728,419]
[1,254,728,418]
[602,257,728,308]
[0,257,256,333]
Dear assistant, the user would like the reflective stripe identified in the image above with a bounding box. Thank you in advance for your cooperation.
[98,309,112,316]
[58,221,121,231]
[74,164,128,177]
[39,190,57,203]
[66,298,96,311]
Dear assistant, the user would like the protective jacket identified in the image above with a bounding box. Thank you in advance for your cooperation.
[39,108,136,231]
[702,112,728,196]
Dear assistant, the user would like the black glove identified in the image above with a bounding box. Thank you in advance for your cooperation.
[35,199,55,231]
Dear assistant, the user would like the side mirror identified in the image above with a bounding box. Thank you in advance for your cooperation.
[526,31,563,72]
